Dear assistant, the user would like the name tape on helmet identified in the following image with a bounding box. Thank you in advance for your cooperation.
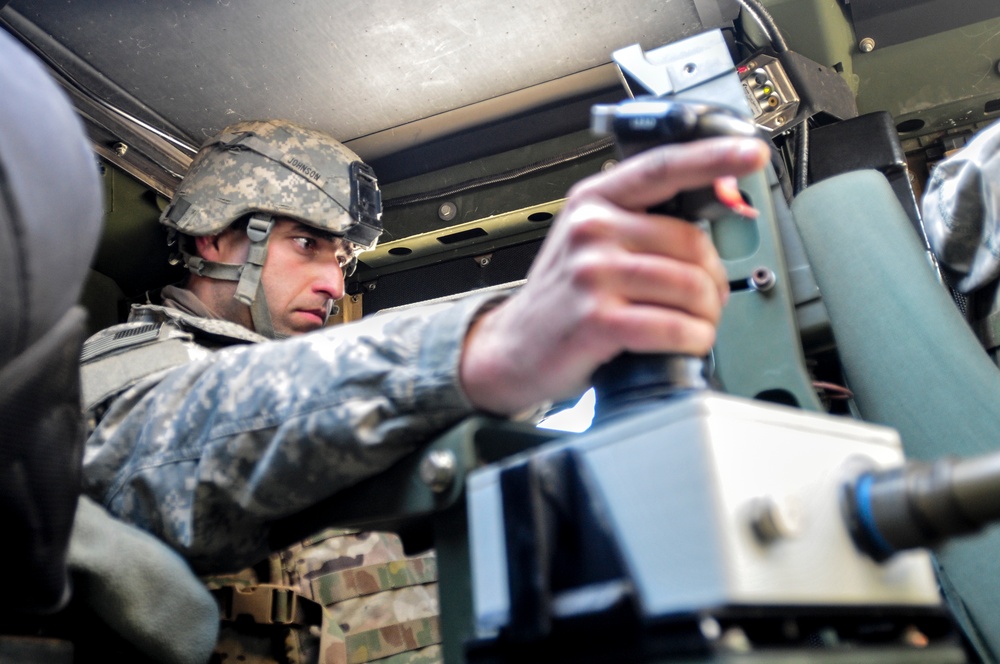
[217,130,346,208]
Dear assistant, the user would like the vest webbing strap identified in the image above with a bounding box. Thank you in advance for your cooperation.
[335,616,441,664]
[308,552,437,606]
[212,585,441,664]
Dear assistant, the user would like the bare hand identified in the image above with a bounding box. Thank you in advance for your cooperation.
[460,136,771,415]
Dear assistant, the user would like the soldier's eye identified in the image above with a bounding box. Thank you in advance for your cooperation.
[292,237,316,251]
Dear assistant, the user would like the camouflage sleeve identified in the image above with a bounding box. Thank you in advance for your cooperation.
[922,118,1000,292]
[82,292,503,574]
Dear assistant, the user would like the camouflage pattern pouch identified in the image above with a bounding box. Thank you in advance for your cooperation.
[207,529,441,664]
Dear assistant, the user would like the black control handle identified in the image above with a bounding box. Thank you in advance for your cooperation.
[589,98,759,422]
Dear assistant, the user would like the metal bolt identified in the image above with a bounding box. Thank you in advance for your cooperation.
[719,627,753,653]
[782,619,800,641]
[601,159,618,171]
[750,267,776,292]
[438,201,458,222]
[859,37,876,53]
[476,254,492,267]
[365,282,377,292]
[351,295,360,303]
[699,616,722,641]
[420,449,457,493]
[749,495,802,543]
[113,142,128,156]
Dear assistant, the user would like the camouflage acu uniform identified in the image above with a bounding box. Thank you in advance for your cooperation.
[80,285,504,663]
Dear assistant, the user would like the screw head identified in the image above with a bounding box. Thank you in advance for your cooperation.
[750,267,776,292]
[113,142,128,156]
[438,201,458,222]
[859,37,876,53]
[420,449,457,493]
[749,495,803,543]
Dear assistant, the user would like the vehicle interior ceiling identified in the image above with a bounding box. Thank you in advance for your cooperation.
[3,0,1000,350]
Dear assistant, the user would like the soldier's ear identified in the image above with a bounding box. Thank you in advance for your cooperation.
[193,234,224,260]
[195,231,248,262]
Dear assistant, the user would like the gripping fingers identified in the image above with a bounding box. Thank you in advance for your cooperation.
[601,252,725,325]
[640,216,729,306]
[598,304,719,357]
[572,137,771,212]
[555,202,730,306]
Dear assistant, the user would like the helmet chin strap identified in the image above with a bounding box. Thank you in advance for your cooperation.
[177,213,287,339]
[248,280,285,339]
[233,214,286,339]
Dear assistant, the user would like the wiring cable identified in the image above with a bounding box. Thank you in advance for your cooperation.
[735,0,790,53]
[794,121,810,195]
[384,137,615,208]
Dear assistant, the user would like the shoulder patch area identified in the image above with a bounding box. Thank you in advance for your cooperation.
[81,321,170,363]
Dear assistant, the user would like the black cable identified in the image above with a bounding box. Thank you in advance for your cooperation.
[384,137,615,208]
[794,121,810,195]
[735,0,790,53]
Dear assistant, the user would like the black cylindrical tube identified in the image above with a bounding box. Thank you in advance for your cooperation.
[846,450,1000,560]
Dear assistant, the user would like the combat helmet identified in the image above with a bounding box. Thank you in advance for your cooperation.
[160,119,382,338]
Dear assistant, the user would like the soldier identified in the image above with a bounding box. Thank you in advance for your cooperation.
[80,119,769,662]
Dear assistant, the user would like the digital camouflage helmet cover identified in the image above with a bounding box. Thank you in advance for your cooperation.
[160,119,382,337]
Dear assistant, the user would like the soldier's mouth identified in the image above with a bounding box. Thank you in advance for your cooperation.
[297,309,328,326]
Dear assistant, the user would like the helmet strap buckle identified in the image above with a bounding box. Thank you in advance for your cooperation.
[186,255,207,276]
[234,213,274,306]
[246,213,275,244]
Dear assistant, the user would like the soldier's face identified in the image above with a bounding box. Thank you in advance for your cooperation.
[259,219,353,336]
[206,218,352,335]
